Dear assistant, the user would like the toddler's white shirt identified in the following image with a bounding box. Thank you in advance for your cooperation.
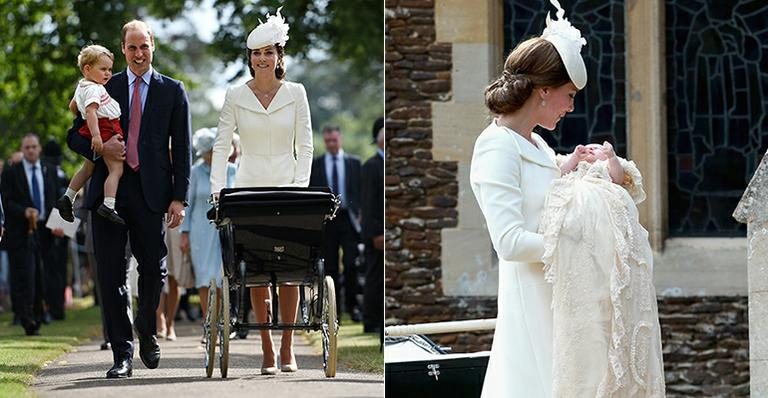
[74,79,121,120]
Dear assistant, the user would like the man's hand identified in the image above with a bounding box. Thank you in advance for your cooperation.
[166,200,185,229]
[102,135,126,161]
[51,228,65,238]
[25,207,39,220]
[373,234,384,251]
[180,232,190,253]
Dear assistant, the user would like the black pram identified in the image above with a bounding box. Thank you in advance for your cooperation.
[204,187,340,378]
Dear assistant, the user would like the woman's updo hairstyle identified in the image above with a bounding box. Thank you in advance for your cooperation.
[485,37,571,115]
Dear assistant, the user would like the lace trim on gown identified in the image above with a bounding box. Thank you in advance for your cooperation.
[540,159,665,397]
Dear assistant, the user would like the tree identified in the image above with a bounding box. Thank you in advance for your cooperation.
[289,58,382,159]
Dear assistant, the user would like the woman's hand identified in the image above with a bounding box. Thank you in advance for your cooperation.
[180,232,190,253]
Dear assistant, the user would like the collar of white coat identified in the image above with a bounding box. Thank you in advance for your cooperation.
[232,82,294,114]
[496,121,559,171]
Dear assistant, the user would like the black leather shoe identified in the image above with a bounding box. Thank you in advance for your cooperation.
[24,326,40,336]
[106,358,132,378]
[97,204,126,225]
[349,307,363,323]
[138,333,160,369]
[55,195,74,222]
[100,341,111,350]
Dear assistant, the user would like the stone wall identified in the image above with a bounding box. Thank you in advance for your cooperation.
[660,296,749,396]
[420,297,751,395]
[384,0,498,337]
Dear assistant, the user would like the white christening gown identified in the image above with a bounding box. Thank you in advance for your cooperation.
[538,158,666,397]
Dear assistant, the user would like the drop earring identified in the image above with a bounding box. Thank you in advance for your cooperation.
[541,100,547,107]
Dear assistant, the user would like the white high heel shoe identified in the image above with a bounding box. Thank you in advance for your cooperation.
[261,366,278,375]
[280,362,298,372]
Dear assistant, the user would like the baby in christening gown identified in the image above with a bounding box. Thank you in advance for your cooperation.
[539,142,666,397]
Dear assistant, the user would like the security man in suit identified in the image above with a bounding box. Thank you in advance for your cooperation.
[67,20,191,378]
[361,118,384,338]
[310,125,363,321]
[0,134,65,335]
[42,139,70,321]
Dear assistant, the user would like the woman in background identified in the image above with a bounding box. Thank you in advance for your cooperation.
[181,128,236,333]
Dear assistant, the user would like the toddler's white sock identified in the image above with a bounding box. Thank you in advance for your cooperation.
[65,188,78,202]
[103,197,116,209]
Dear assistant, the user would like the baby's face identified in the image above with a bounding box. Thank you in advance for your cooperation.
[583,144,607,163]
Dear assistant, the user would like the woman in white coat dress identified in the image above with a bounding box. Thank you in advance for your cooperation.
[210,9,312,375]
[469,3,590,396]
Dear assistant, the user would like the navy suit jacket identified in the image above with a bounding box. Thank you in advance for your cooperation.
[67,69,191,213]
[309,153,361,219]
[361,152,383,246]
[0,160,61,249]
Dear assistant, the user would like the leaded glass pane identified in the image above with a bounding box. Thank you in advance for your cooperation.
[503,0,627,157]
[666,0,768,237]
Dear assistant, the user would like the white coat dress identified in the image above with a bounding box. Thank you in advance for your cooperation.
[469,119,561,398]
[211,81,313,192]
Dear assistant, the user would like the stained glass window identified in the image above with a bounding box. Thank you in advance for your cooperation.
[503,0,627,157]
[667,0,768,236]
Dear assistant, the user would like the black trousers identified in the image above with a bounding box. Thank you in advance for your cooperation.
[93,168,167,362]
[7,224,49,332]
[363,248,383,333]
[44,234,69,320]
[323,208,361,315]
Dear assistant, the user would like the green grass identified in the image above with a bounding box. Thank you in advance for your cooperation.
[303,315,383,374]
[0,298,102,398]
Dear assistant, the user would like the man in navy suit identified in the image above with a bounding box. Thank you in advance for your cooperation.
[0,134,65,336]
[361,118,384,338]
[0,192,4,236]
[67,20,191,378]
[310,126,363,321]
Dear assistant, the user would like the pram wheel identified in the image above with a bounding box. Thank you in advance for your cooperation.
[204,279,219,378]
[219,275,230,378]
[322,276,338,377]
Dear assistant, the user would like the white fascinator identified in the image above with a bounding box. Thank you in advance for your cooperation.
[540,0,587,89]
[247,7,290,50]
